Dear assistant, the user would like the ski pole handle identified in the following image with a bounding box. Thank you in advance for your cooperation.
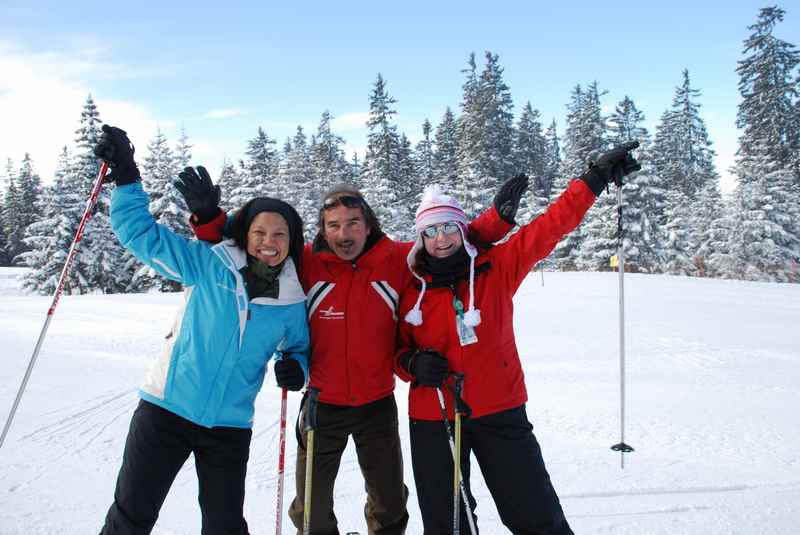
[304,387,320,432]
[302,387,321,535]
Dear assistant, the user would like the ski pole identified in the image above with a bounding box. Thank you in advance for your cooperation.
[610,178,634,468]
[303,387,321,535]
[450,373,467,535]
[436,388,477,535]
[275,387,288,535]
[0,162,109,450]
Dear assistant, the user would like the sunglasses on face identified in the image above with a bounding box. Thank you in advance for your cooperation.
[421,222,460,239]
[322,195,364,210]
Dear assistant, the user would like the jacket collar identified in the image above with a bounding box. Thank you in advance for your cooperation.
[415,259,492,289]
[210,239,306,349]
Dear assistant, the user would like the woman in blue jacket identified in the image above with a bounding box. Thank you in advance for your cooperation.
[94,125,310,535]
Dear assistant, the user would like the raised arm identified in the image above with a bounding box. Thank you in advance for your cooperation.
[499,142,641,292]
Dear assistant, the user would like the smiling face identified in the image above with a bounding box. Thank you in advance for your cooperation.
[422,222,464,259]
[322,205,371,261]
[246,212,290,266]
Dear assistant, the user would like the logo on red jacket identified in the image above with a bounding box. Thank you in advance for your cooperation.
[318,306,345,320]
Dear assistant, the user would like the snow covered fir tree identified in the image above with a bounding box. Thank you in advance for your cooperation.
[3,6,799,288]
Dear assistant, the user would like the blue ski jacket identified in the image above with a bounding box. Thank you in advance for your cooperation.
[111,182,310,428]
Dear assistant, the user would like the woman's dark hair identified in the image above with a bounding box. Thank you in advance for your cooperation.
[312,184,383,252]
[228,197,305,274]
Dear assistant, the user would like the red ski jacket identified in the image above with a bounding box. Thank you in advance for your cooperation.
[395,179,597,420]
[192,207,511,406]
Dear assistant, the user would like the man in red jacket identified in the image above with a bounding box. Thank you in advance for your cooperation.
[183,173,524,535]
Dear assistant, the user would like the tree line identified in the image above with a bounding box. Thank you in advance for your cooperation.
[2,5,798,293]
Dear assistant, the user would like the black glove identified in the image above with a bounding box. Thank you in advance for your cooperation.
[401,350,449,387]
[174,166,222,224]
[580,141,642,196]
[93,125,141,186]
[274,357,305,391]
[493,174,529,224]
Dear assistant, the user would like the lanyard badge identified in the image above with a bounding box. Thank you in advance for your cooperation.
[453,295,478,346]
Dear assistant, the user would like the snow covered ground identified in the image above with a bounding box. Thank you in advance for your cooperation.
[1,267,798,534]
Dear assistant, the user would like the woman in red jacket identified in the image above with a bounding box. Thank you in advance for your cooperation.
[395,144,640,534]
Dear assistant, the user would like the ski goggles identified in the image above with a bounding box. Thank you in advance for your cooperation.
[322,195,364,210]
[421,222,461,239]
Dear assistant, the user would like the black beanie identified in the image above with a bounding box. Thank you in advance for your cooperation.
[229,197,305,275]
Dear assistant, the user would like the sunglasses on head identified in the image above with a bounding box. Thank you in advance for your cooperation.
[322,195,364,210]
[421,222,460,239]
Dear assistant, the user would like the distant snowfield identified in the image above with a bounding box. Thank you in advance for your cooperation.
[1,267,798,534]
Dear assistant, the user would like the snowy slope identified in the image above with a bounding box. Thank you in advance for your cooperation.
[1,268,798,534]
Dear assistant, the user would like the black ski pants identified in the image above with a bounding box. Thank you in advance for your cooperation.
[99,400,252,535]
[409,405,573,535]
[288,394,409,535]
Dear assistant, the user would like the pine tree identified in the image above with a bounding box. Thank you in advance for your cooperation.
[350,153,362,186]
[2,158,23,265]
[513,102,548,221]
[560,82,607,179]
[134,127,187,292]
[415,119,435,184]
[231,127,277,207]
[651,70,720,274]
[71,95,127,293]
[703,193,739,279]
[662,200,697,275]
[605,96,665,272]
[361,73,404,236]
[652,70,719,201]
[217,157,242,213]
[432,107,459,191]
[20,148,83,293]
[395,133,419,240]
[731,167,800,281]
[0,195,7,266]
[279,126,317,239]
[542,119,561,200]
[310,110,352,203]
[455,52,515,215]
[478,52,516,182]
[174,127,193,170]
[691,179,726,277]
[728,6,800,281]
[734,6,800,185]
[553,82,607,269]
[9,153,43,263]
[455,52,481,206]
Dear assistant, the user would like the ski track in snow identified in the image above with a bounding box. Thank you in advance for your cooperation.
[1,271,799,534]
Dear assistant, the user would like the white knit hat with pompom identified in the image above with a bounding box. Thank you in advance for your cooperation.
[404,184,481,327]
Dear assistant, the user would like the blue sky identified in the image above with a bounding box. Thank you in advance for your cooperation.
[1,1,797,193]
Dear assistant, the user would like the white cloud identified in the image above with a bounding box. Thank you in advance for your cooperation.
[332,112,369,132]
[202,108,246,120]
[0,42,166,185]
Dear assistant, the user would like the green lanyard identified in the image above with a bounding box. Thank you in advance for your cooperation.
[452,294,465,319]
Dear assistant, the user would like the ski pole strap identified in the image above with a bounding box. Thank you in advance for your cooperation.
[304,387,320,432]
[446,373,472,418]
